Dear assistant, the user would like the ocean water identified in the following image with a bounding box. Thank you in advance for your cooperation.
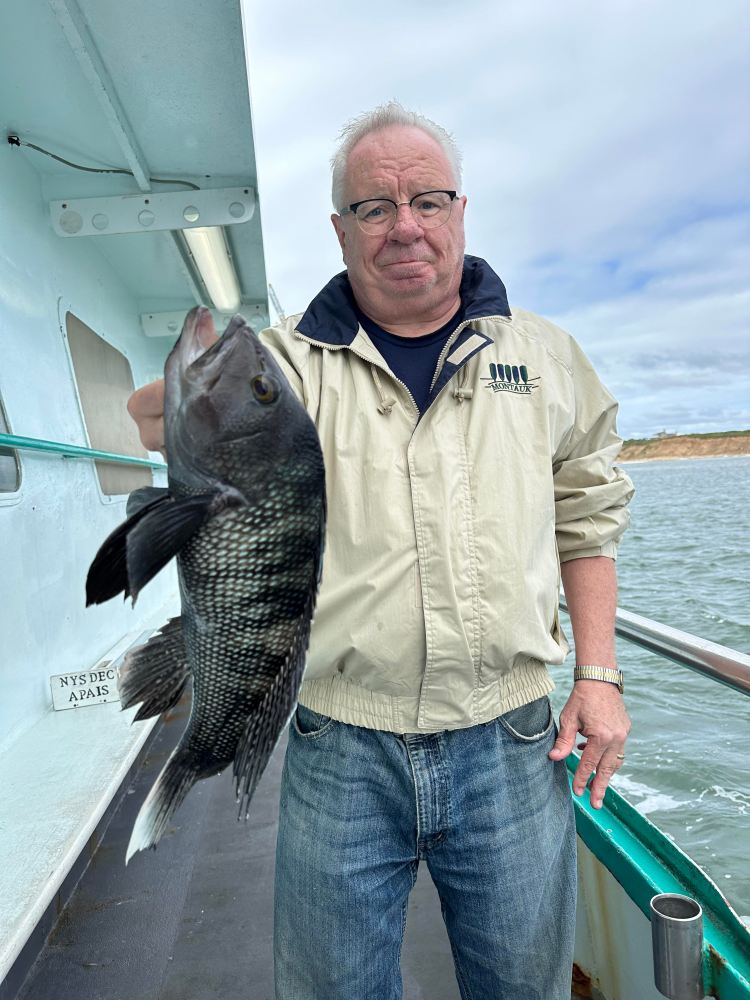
[547,455,750,921]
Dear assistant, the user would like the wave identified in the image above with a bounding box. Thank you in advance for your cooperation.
[612,773,687,815]
[695,785,750,815]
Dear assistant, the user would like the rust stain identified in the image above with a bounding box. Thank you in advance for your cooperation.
[708,942,727,970]
[706,942,726,998]
[572,962,594,999]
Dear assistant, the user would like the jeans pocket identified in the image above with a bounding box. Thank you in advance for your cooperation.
[498,696,554,743]
[292,703,335,740]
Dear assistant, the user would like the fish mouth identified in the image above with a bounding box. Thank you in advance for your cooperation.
[176,306,219,367]
[164,308,261,435]
[175,308,260,388]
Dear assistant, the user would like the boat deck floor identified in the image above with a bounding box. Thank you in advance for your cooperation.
[18,699,584,999]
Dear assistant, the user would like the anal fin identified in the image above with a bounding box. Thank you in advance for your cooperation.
[118,617,190,721]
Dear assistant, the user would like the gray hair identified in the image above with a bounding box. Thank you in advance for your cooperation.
[331,101,463,212]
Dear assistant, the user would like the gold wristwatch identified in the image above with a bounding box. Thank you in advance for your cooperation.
[573,665,624,694]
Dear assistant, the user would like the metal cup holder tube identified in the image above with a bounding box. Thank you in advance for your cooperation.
[651,893,705,999]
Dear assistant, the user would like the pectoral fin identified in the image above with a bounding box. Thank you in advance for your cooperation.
[126,493,216,601]
[126,486,170,518]
[86,492,217,606]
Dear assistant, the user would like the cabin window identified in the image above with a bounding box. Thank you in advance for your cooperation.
[65,312,152,496]
[0,397,21,492]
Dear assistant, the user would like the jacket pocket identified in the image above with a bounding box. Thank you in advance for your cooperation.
[292,703,335,740]
[498,696,554,743]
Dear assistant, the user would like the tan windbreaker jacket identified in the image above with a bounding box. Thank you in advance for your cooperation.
[259,256,634,733]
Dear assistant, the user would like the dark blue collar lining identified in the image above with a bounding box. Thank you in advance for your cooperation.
[295,255,510,348]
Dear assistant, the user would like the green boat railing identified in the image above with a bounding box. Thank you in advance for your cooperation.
[558,598,750,997]
[569,755,750,999]
[0,432,167,470]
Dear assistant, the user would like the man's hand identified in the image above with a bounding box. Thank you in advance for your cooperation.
[127,379,167,455]
[126,309,218,455]
[548,680,631,809]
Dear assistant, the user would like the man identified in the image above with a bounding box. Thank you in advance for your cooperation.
[129,102,634,1000]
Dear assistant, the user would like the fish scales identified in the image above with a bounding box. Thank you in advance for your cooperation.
[178,501,320,764]
[86,307,326,861]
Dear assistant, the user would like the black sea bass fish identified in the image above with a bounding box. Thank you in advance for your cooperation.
[86,307,326,863]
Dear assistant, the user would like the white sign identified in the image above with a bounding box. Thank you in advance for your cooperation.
[50,661,120,711]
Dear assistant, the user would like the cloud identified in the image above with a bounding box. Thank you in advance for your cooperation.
[242,0,749,435]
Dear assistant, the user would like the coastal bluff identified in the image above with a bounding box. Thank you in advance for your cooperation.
[619,430,750,462]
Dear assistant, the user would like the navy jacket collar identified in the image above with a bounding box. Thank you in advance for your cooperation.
[295,255,511,347]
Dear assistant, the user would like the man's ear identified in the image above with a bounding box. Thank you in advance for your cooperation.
[331,213,347,258]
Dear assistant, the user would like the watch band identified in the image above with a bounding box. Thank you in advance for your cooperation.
[573,664,624,694]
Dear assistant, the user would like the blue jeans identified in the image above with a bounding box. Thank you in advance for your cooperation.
[274,697,576,1000]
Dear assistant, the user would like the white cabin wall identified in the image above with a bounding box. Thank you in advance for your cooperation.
[0,150,177,752]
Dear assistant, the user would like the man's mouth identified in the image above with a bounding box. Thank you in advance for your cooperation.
[381,258,431,268]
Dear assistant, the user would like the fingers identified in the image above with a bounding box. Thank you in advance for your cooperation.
[588,747,626,808]
[554,683,631,809]
[127,379,165,420]
[127,379,166,454]
[572,740,626,809]
[572,739,600,798]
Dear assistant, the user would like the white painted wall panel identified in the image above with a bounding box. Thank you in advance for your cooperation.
[0,147,175,752]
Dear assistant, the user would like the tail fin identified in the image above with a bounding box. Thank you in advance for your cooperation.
[126,746,206,863]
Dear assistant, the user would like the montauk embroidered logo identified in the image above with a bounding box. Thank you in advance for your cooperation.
[482,363,540,395]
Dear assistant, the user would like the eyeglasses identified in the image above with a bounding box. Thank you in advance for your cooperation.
[340,190,457,235]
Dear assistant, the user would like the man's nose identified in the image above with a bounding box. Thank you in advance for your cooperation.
[388,204,423,242]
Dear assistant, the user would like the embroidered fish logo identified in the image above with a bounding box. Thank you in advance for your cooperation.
[482,363,540,395]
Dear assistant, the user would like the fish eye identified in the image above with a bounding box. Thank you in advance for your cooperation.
[251,373,279,404]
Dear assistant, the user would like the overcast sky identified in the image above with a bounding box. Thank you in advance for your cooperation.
[242,0,749,439]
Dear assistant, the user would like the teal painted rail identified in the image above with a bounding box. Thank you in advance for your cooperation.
[558,598,750,994]
[0,433,167,470]
[569,763,750,998]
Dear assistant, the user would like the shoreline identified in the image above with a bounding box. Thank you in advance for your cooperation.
[618,432,750,465]
[619,452,750,465]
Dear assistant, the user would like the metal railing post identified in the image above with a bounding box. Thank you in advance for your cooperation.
[651,894,705,1000]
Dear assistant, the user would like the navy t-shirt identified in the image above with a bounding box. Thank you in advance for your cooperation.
[355,305,464,413]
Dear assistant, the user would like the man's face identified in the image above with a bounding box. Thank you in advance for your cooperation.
[331,125,467,326]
